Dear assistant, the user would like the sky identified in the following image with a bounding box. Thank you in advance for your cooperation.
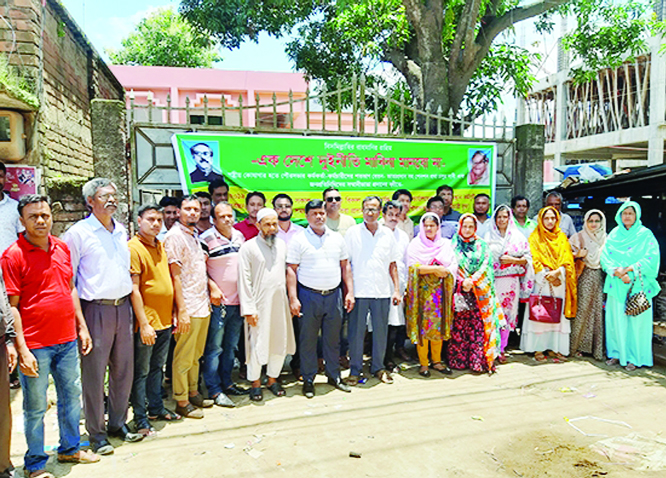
[60,0,296,72]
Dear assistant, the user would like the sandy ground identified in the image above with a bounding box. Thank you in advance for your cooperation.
[7,351,666,478]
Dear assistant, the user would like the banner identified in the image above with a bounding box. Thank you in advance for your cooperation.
[4,165,38,200]
[171,133,495,220]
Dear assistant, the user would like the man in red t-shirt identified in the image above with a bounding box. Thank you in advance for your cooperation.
[234,191,265,240]
[1,195,99,477]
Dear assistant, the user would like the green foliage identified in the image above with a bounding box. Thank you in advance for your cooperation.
[559,0,661,84]
[179,0,659,121]
[107,8,220,68]
[0,53,39,109]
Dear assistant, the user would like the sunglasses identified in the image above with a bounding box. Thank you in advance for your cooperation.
[326,196,342,202]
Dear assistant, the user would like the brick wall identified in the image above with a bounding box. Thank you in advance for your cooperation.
[0,0,124,179]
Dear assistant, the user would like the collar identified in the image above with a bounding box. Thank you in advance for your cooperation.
[86,213,121,234]
[174,221,197,237]
[211,225,240,243]
[279,221,294,233]
[306,225,329,238]
[362,221,382,235]
[18,233,57,253]
[135,233,161,249]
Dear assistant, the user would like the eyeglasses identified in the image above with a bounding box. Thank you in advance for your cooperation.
[363,208,379,213]
[96,193,117,201]
[326,196,342,202]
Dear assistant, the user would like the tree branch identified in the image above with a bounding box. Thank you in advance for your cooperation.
[450,0,477,66]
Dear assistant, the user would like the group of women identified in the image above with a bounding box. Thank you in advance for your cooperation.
[404,200,660,375]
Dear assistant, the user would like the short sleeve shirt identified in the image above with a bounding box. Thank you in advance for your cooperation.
[286,226,348,290]
[345,223,400,298]
[200,227,245,306]
[276,222,305,246]
[164,222,210,318]
[326,214,357,237]
[128,235,174,330]
[234,219,260,240]
[1,235,76,349]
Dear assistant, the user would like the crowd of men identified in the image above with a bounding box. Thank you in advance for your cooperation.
[0,161,579,478]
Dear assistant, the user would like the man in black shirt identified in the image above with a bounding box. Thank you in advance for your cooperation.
[189,143,224,184]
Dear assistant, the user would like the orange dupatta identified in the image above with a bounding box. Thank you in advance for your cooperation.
[528,207,577,318]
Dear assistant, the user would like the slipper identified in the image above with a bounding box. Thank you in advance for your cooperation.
[28,471,55,478]
[57,449,101,464]
[605,358,619,366]
[268,382,286,397]
[625,363,637,372]
[148,408,182,421]
[249,387,263,402]
[534,352,547,362]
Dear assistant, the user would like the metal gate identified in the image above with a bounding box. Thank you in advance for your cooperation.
[128,75,516,207]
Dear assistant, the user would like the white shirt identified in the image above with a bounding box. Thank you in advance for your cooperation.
[476,217,491,238]
[560,213,577,238]
[62,214,133,301]
[0,194,23,255]
[345,222,400,298]
[286,226,348,290]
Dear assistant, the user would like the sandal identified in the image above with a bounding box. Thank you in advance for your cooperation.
[175,402,204,419]
[548,351,568,362]
[498,353,508,364]
[418,367,431,377]
[268,382,286,397]
[28,471,55,478]
[606,358,619,366]
[345,375,359,386]
[625,363,637,372]
[57,449,101,464]
[430,362,453,375]
[249,387,263,402]
[534,351,547,362]
[148,408,182,421]
[134,419,155,437]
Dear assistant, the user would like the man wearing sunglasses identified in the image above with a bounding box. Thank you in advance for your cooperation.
[323,188,357,237]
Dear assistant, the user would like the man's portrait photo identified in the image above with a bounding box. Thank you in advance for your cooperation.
[467,149,490,186]
[188,141,225,184]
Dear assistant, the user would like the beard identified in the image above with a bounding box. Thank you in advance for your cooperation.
[264,233,277,246]
[278,213,293,221]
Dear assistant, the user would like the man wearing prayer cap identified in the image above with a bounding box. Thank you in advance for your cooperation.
[238,208,296,401]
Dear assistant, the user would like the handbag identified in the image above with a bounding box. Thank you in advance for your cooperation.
[529,279,563,323]
[453,280,476,313]
[625,269,651,317]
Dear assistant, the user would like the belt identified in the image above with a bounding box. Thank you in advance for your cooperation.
[298,283,340,296]
[86,295,129,306]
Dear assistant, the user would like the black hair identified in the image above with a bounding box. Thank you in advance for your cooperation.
[245,191,266,206]
[18,194,49,217]
[392,189,412,201]
[137,203,163,217]
[0,161,5,174]
[159,196,182,208]
[181,194,201,206]
[382,199,402,215]
[474,193,490,201]
[511,195,530,209]
[305,199,325,214]
[190,142,213,155]
[436,185,453,195]
[194,191,212,201]
[426,196,445,209]
[322,187,339,199]
[208,179,228,195]
[362,195,382,209]
[272,193,293,207]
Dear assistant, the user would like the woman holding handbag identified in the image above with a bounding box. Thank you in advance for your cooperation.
[405,213,458,377]
[521,207,577,362]
[483,205,535,363]
[449,214,504,373]
[569,210,607,360]
[600,201,659,371]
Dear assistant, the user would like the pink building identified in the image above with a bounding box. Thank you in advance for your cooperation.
[110,65,387,133]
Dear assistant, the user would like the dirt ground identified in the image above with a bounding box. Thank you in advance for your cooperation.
[7,350,666,478]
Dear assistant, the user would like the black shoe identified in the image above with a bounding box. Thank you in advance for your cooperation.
[327,377,351,393]
[108,424,144,443]
[303,380,315,399]
[419,368,431,377]
[91,439,114,455]
[225,384,251,396]
[430,363,453,375]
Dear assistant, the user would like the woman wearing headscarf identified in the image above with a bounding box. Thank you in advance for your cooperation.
[405,213,458,377]
[449,214,503,373]
[601,201,659,371]
[521,206,577,362]
[569,210,607,360]
[483,205,534,363]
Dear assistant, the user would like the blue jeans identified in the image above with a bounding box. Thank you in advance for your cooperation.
[202,305,243,396]
[19,340,81,473]
[131,327,171,422]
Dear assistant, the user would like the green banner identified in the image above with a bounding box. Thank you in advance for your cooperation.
[171,133,496,219]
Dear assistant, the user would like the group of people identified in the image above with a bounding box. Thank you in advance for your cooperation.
[0,162,660,478]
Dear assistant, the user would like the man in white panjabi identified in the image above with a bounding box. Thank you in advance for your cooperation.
[238,208,296,402]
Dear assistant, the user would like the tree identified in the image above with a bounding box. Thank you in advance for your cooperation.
[180,0,660,131]
[107,8,220,68]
